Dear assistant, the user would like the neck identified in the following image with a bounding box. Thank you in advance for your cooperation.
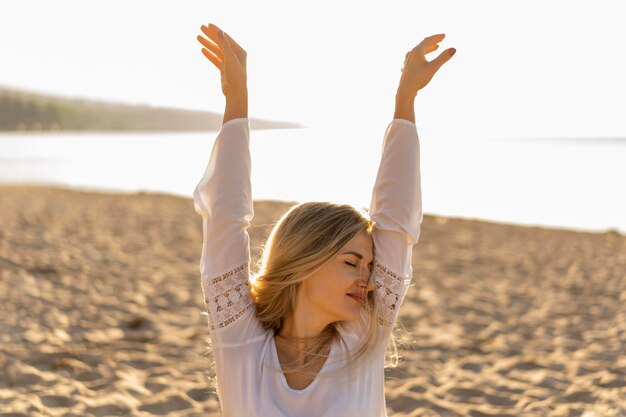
[277,312,328,341]
[275,314,331,367]
[277,287,335,342]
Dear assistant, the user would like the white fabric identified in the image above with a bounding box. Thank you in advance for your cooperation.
[193,117,422,417]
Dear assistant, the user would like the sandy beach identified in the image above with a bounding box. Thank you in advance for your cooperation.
[1,185,625,417]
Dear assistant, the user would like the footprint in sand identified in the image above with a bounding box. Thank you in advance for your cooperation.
[138,395,193,414]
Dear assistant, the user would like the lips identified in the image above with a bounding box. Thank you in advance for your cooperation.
[347,293,363,304]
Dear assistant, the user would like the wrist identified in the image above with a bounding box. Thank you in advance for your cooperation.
[393,98,415,123]
[395,89,417,103]
[223,94,248,125]
[393,93,415,124]
[225,89,248,102]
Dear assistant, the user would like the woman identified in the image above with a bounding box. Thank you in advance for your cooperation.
[193,22,455,417]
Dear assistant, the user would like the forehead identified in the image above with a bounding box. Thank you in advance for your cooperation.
[342,231,373,253]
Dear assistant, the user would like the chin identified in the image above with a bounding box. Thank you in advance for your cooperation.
[330,309,358,323]
[340,303,362,321]
[325,297,362,322]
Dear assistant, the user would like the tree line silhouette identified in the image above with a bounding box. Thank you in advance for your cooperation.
[0,87,298,132]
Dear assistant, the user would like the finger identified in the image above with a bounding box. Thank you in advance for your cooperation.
[222,31,246,58]
[415,33,445,53]
[430,48,456,70]
[197,33,223,61]
[425,44,439,54]
[201,48,223,71]
[214,28,235,63]
[207,23,245,58]
[424,33,445,46]
[201,24,220,44]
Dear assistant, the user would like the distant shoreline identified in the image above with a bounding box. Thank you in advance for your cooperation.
[0,125,304,136]
[0,86,302,132]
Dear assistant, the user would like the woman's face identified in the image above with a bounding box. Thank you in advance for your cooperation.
[297,231,375,325]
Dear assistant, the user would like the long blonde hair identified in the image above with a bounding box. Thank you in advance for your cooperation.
[250,201,402,378]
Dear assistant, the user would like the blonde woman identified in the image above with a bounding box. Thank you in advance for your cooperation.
[193,22,455,417]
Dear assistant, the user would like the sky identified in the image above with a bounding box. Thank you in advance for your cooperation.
[2,0,625,139]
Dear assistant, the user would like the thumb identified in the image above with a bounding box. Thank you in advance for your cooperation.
[431,48,456,70]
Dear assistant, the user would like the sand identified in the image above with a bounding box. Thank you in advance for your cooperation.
[1,185,625,417]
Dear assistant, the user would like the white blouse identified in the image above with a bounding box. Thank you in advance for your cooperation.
[193,117,423,417]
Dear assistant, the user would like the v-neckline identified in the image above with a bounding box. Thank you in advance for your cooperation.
[271,334,335,393]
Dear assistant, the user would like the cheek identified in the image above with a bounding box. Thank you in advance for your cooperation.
[308,273,348,302]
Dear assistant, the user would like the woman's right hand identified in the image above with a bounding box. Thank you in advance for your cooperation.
[197,23,248,99]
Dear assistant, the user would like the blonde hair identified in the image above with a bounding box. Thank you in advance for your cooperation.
[249,201,402,379]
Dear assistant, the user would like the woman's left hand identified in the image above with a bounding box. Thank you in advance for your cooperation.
[396,34,456,99]
[197,23,248,99]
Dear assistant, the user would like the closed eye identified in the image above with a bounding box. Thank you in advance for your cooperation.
[344,261,356,267]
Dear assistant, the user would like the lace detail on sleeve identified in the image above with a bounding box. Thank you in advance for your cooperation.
[371,260,412,327]
[202,262,254,330]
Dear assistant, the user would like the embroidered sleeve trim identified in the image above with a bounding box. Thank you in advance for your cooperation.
[371,260,412,327]
[202,262,254,330]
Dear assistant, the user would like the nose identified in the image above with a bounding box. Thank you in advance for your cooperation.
[359,274,375,292]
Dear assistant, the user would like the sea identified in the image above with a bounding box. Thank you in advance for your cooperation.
[1,125,624,234]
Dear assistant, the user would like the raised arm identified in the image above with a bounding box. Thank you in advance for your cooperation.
[193,24,261,337]
[370,34,456,328]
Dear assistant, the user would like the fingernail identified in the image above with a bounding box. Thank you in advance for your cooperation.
[449,48,456,56]
[218,29,224,38]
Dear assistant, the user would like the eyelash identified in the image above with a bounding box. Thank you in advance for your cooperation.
[345,261,374,275]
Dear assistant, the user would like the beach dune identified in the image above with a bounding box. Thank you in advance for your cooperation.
[1,185,625,416]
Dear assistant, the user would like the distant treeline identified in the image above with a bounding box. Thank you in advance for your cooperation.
[0,87,300,132]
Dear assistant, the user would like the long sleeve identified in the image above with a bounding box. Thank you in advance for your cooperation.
[369,119,423,328]
[193,118,260,337]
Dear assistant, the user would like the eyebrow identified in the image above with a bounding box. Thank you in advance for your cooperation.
[342,251,374,265]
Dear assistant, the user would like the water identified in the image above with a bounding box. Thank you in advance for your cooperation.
[1,127,624,234]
